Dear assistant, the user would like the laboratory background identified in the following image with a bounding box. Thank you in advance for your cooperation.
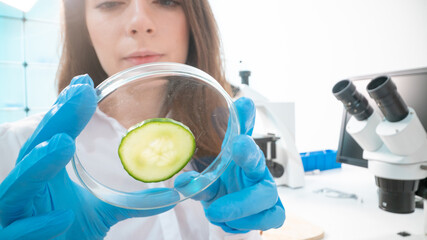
[1,0,427,239]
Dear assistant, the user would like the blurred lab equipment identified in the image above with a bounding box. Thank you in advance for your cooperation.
[234,69,305,188]
[299,150,341,173]
[332,70,427,234]
[252,133,284,178]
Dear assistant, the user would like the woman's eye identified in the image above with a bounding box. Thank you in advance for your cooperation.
[154,0,181,7]
[96,1,125,10]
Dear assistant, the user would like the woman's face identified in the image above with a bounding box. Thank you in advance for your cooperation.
[86,0,190,76]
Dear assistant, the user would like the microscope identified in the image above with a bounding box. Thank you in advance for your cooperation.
[332,76,427,234]
[233,68,305,188]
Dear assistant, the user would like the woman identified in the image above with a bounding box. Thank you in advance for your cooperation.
[0,0,285,239]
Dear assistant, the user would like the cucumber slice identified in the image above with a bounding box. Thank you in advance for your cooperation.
[118,118,196,183]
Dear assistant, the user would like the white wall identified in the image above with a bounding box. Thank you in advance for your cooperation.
[210,0,427,152]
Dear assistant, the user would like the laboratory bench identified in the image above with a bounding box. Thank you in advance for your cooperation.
[275,164,425,240]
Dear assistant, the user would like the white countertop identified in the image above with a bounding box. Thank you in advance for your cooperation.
[277,164,426,240]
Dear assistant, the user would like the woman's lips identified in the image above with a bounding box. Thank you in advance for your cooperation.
[123,54,163,65]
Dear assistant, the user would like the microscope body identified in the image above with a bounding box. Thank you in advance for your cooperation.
[333,76,427,214]
[346,107,427,213]
[347,107,427,180]
[364,108,427,181]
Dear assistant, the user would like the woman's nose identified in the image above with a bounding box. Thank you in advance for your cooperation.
[126,1,155,36]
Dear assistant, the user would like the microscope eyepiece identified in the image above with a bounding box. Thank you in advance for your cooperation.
[367,76,409,122]
[332,79,374,121]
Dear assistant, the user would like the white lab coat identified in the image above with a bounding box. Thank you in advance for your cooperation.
[0,109,262,240]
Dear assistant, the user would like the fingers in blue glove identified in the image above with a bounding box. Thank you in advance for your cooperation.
[205,177,278,222]
[234,97,256,135]
[70,74,94,87]
[17,74,97,163]
[223,203,285,231]
[0,210,74,240]
[232,135,266,182]
[173,130,266,203]
[0,133,75,227]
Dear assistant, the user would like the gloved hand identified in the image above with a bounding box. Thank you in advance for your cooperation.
[0,75,175,240]
[176,97,285,233]
[0,210,74,239]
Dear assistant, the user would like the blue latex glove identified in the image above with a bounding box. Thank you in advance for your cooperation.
[0,210,74,240]
[176,97,285,233]
[0,75,175,240]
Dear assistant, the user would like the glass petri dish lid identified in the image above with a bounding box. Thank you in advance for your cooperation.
[72,62,240,210]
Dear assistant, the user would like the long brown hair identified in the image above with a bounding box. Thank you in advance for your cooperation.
[58,0,232,171]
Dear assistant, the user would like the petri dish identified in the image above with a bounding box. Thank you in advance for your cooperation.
[72,62,240,210]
